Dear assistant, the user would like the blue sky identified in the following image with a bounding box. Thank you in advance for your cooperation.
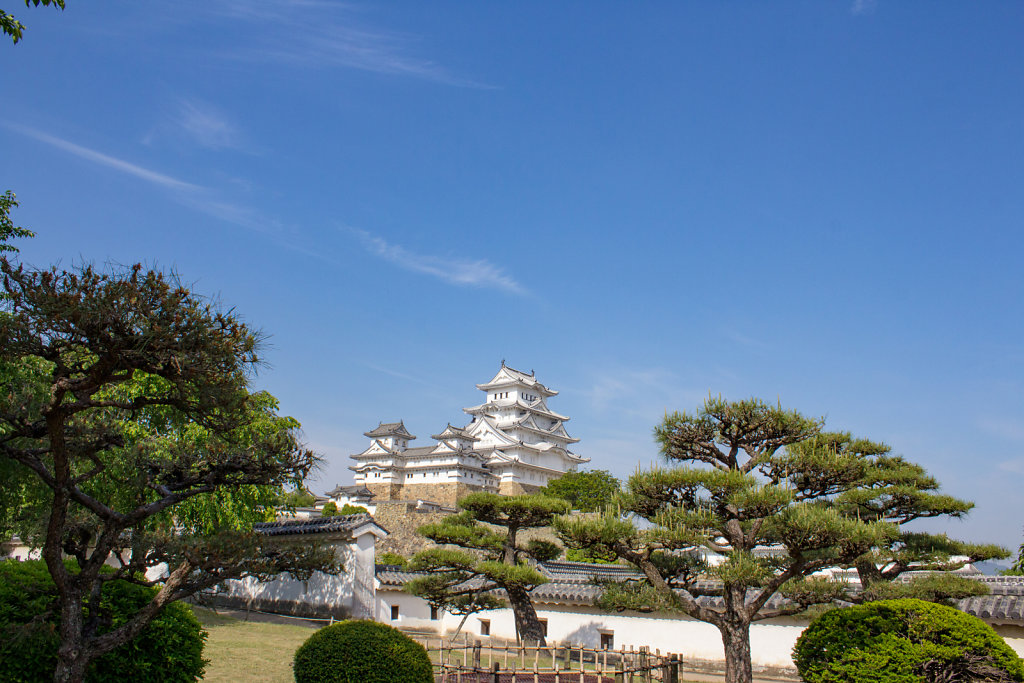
[3,1,1022,550]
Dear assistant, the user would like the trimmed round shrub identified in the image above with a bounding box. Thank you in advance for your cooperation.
[0,559,207,683]
[293,619,433,683]
[793,598,1024,683]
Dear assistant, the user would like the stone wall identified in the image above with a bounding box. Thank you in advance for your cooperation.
[365,482,403,501]
[373,501,454,557]
[372,499,566,561]
[498,481,542,496]
[366,481,490,506]
[397,482,488,506]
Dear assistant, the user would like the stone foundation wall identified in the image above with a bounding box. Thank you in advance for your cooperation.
[367,482,490,506]
[498,481,543,496]
[365,482,403,501]
[398,482,489,506]
[372,501,454,558]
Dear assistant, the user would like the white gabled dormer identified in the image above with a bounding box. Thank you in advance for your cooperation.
[363,421,415,452]
[431,424,479,452]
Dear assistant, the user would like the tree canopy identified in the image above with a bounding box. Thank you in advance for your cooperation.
[0,191,34,253]
[558,398,898,683]
[1,0,64,44]
[0,246,338,682]
[789,432,1007,594]
[557,397,1005,683]
[541,468,620,512]
[406,492,569,645]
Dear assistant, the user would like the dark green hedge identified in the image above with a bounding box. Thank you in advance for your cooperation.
[793,598,1024,683]
[293,619,433,683]
[0,559,207,683]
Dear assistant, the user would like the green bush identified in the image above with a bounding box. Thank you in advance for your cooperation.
[319,501,339,517]
[0,559,207,683]
[376,552,408,568]
[338,504,368,515]
[793,598,1024,683]
[293,619,433,683]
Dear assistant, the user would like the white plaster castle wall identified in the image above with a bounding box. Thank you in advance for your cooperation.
[374,587,804,669]
[220,532,378,618]
[375,587,1024,667]
[997,624,1024,657]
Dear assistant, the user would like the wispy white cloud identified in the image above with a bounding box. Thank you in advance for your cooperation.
[347,227,526,295]
[6,122,296,240]
[978,417,1024,442]
[584,367,705,418]
[5,123,200,192]
[174,99,245,151]
[851,0,877,16]
[202,0,488,88]
[997,457,1024,475]
[362,362,434,387]
[723,329,770,351]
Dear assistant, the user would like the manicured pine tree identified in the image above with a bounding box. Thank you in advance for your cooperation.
[798,433,1007,601]
[406,492,568,645]
[0,236,337,683]
[556,398,897,683]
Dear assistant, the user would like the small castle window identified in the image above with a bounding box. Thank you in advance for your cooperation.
[390,605,399,620]
[479,619,490,636]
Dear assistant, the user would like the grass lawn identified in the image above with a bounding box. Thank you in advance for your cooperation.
[194,607,315,683]
[192,608,701,682]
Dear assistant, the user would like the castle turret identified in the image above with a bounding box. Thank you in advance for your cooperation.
[363,421,415,452]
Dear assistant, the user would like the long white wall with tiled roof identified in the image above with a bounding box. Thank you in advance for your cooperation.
[375,565,1024,669]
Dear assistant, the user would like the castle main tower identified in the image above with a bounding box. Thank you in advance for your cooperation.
[348,363,587,504]
[462,362,588,496]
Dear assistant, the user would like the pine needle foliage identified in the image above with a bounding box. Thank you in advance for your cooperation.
[555,396,1000,683]
[0,250,339,682]
[406,492,569,645]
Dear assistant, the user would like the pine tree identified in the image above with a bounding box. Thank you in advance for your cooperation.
[407,492,568,645]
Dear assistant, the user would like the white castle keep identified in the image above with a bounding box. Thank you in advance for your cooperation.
[346,363,588,505]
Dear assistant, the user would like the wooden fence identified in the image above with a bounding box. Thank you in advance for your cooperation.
[431,638,685,683]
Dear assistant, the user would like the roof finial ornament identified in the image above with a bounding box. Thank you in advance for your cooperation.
[501,359,506,367]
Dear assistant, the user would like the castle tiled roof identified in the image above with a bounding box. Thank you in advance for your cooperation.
[476,362,558,397]
[432,424,479,442]
[377,561,1024,624]
[325,484,375,498]
[255,513,386,537]
[364,421,416,440]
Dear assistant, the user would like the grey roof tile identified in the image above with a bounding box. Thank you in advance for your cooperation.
[325,484,375,498]
[365,422,416,439]
[255,513,377,537]
[376,561,1024,624]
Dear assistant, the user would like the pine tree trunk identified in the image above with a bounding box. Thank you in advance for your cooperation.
[506,585,546,646]
[856,558,883,588]
[54,639,90,683]
[52,587,90,683]
[720,621,753,683]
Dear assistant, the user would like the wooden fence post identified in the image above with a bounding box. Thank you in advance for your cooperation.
[491,661,500,683]
[668,654,680,683]
[474,640,482,669]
